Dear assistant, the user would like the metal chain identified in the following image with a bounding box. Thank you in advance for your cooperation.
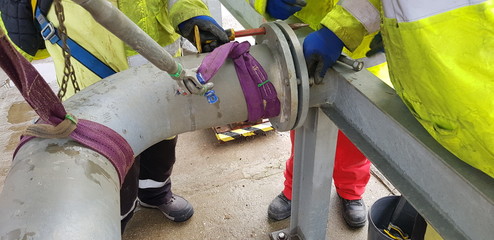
[54,0,80,100]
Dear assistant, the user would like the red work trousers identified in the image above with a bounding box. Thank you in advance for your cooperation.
[282,130,371,200]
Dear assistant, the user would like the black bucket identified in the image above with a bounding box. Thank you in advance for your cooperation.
[368,196,421,240]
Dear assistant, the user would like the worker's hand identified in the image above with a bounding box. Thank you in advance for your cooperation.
[266,0,307,20]
[303,27,344,78]
[178,16,229,53]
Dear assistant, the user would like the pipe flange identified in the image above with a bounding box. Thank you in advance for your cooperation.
[256,22,299,131]
[272,21,310,130]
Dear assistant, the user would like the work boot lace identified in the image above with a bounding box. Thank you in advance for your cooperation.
[166,196,176,204]
[346,199,363,206]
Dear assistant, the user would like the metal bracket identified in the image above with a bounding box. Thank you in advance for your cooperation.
[269,229,301,240]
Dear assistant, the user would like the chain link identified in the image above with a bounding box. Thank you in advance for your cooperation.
[54,0,80,100]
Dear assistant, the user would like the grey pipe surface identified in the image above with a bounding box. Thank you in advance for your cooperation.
[0,139,121,240]
[71,0,178,74]
[66,45,279,155]
[0,43,289,239]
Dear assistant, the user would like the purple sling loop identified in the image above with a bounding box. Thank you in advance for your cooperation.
[197,41,280,122]
[0,33,133,185]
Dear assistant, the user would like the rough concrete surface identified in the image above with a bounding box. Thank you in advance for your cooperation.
[0,5,395,240]
[121,129,394,240]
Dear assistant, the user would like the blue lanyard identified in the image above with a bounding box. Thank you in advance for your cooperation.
[35,7,117,79]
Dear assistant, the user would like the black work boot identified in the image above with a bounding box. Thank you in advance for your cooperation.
[340,196,367,228]
[268,193,292,221]
[139,194,194,222]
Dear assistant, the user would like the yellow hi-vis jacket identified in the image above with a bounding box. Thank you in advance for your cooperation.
[0,0,211,100]
[381,0,494,178]
[251,0,494,178]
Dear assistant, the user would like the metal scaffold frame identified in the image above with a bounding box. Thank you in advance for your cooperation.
[219,1,494,240]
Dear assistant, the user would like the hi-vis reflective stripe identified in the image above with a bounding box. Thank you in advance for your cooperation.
[139,178,170,189]
[340,0,380,33]
[382,0,486,22]
[121,198,138,219]
[216,121,274,142]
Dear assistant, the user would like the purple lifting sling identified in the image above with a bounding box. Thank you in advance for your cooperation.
[197,41,280,122]
[0,33,133,185]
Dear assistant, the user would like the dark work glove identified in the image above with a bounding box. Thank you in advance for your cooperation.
[303,27,344,78]
[178,15,229,53]
[366,32,384,57]
[266,0,307,20]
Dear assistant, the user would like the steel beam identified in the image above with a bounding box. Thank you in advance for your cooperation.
[205,0,222,25]
[218,0,265,29]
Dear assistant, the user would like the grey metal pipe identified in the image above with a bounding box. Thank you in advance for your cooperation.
[0,22,302,239]
[0,138,121,240]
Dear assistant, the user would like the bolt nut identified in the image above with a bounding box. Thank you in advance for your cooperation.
[352,61,364,71]
[277,232,286,240]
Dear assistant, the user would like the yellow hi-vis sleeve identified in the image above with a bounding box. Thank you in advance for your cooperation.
[169,0,212,31]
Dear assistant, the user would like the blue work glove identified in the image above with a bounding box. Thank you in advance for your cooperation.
[178,15,229,53]
[266,0,307,20]
[303,27,344,78]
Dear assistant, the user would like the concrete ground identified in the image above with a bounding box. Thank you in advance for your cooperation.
[0,5,397,239]
[121,130,395,240]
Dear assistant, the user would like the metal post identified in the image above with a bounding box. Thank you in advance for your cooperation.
[271,108,337,240]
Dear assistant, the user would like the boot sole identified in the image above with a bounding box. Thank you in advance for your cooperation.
[139,201,194,222]
[267,209,291,221]
[343,215,367,228]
